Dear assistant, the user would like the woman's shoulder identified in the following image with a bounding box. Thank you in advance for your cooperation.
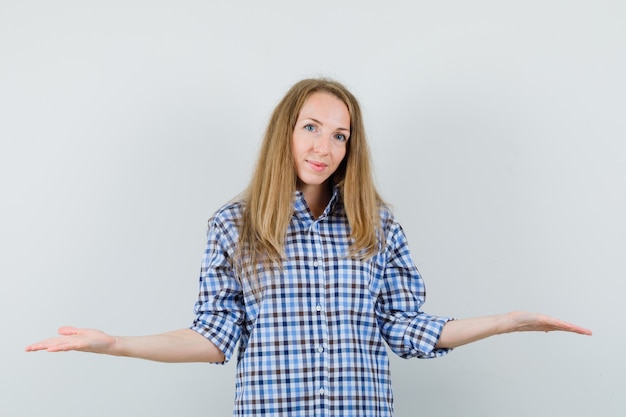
[208,199,246,230]
[377,203,410,245]
[377,202,397,225]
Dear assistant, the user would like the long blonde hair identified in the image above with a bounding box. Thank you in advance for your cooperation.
[236,78,384,289]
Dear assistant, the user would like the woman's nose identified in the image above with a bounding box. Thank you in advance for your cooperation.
[313,135,330,154]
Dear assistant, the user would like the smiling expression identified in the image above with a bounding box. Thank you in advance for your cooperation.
[291,92,350,195]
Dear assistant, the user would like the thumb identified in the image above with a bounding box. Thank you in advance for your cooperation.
[57,326,80,336]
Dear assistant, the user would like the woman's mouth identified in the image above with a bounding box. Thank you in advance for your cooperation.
[307,160,327,172]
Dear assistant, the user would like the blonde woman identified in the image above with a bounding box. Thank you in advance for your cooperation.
[26,78,591,416]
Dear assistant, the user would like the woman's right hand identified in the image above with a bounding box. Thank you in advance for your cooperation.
[25,326,117,354]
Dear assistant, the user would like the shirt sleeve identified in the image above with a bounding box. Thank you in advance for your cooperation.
[375,218,453,359]
[190,215,244,363]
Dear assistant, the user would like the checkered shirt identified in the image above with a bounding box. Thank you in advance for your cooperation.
[191,188,451,416]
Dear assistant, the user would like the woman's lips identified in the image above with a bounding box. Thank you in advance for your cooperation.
[307,160,327,172]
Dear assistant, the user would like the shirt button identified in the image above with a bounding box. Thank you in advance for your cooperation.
[319,388,325,395]
[317,346,324,353]
[315,305,322,312]
[313,259,319,268]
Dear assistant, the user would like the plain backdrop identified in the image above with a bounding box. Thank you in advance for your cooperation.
[1,1,624,416]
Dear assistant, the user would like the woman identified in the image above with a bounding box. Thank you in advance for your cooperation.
[26,78,591,416]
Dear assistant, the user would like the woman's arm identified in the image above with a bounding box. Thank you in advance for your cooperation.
[25,326,225,363]
[435,311,592,349]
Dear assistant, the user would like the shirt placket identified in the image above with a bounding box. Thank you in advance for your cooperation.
[309,218,330,417]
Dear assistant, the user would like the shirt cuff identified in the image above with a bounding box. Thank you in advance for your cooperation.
[404,314,454,359]
[190,316,240,364]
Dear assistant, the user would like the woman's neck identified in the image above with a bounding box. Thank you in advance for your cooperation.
[299,182,331,218]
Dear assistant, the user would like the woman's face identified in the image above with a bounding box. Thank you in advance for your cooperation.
[291,92,350,192]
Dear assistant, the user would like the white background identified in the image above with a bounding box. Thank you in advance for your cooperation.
[1,1,624,416]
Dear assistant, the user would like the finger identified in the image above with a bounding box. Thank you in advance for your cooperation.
[560,322,592,336]
[25,339,66,352]
[544,317,592,335]
[43,337,86,352]
[46,341,78,352]
[57,326,80,336]
[25,342,45,352]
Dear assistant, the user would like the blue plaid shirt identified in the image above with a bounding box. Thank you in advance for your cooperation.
[191,188,451,416]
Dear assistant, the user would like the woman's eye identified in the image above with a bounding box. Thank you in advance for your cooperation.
[304,124,315,132]
[335,133,346,141]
